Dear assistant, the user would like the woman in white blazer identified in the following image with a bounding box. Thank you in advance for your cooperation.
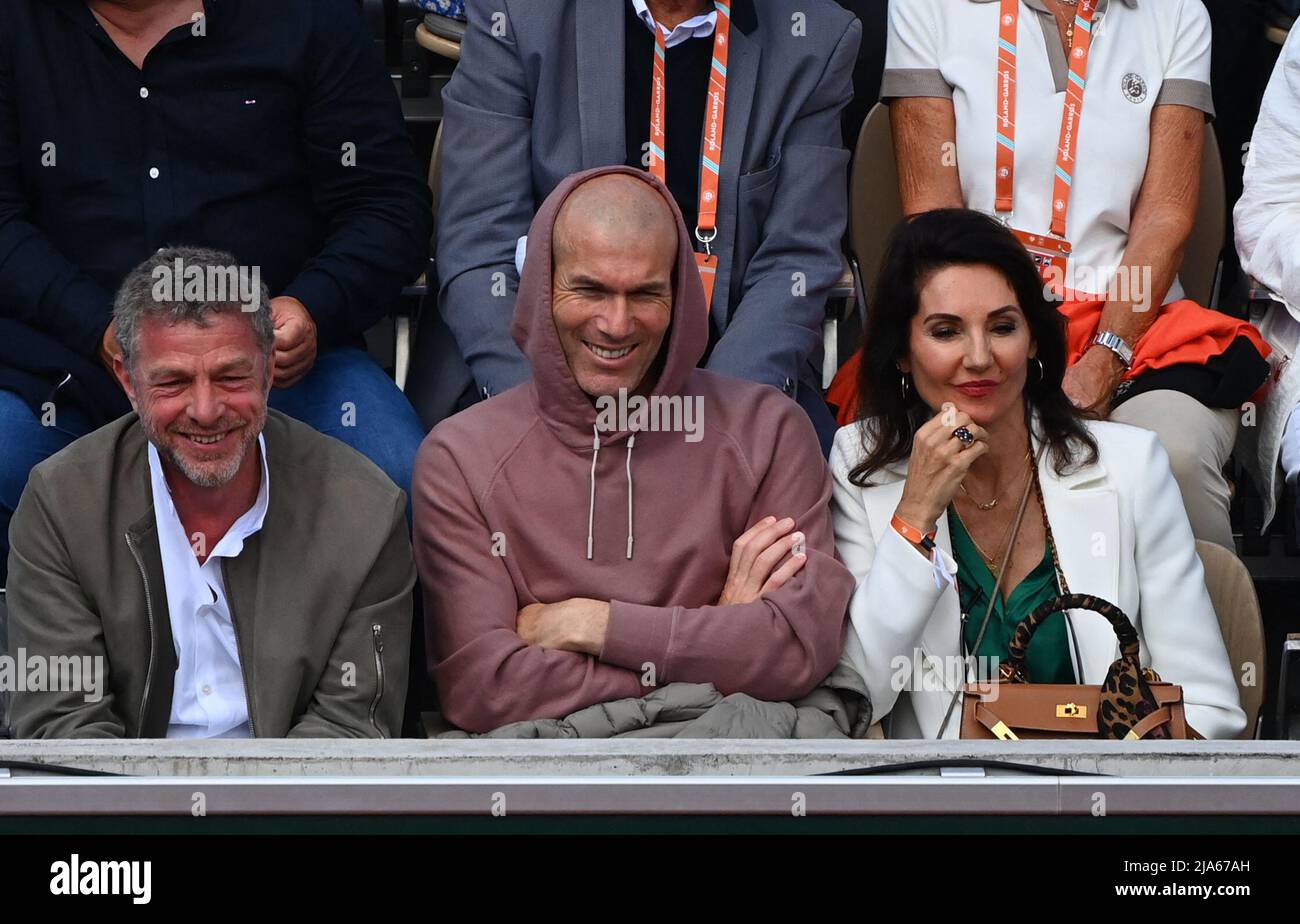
[832,210,1245,740]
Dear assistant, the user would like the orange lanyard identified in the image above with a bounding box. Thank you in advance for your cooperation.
[648,1,730,310]
[995,0,1099,239]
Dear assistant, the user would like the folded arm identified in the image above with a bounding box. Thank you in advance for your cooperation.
[597,407,853,702]
[414,437,646,734]
[829,428,956,722]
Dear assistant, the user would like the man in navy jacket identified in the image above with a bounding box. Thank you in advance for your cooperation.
[0,0,432,579]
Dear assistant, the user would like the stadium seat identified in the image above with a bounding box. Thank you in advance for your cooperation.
[380,121,442,392]
[1197,539,1268,738]
[847,102,901,325]
[415,19,462,62]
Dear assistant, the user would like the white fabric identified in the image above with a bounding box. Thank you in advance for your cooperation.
[1234,26,1300,525]
[630,0,717,48]
[148,436,270,739]
[1237,298,1300,528]
[515,234,528,279]
[1236,27,1300,317]
[1283,405,1300,485]
[885,0,1212,302]
[830,417,1246,740]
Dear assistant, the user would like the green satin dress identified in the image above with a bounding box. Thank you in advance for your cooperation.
[948,510,1075,684]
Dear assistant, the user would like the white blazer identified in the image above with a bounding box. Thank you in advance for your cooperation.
[1234,23,1300,530]
[830,418,1247,740]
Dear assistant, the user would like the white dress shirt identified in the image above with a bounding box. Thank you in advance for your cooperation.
[148,436,270,739]
[630,0,717,48]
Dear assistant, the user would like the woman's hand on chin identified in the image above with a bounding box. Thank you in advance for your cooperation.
[895,403,989,530]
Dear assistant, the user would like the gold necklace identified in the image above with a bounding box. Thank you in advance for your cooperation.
[1045,0,1079,49]
[954,451,1034,577]
[959,450,1032,511]
[952,505,1016,579]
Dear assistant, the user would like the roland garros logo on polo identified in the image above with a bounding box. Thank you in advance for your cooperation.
[1121,73,1148,104]
[49,855,152,904]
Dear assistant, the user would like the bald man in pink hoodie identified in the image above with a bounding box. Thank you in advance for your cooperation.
[414,166,853,734]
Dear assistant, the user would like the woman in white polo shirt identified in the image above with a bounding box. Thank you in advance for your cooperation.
[829,0,1270,550]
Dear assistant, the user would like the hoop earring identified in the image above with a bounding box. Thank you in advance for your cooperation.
[1031,357,1044,385]
[899,372,910,400]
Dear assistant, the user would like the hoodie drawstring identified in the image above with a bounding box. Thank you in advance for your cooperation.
[625,435,636,560]
[586,425,637,561]
[587,428,600,560]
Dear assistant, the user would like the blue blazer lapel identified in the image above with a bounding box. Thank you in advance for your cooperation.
[576,0,627,168]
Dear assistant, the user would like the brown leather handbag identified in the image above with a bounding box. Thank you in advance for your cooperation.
[960,592,1202,740]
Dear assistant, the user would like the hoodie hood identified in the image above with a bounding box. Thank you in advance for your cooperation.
[511,165,710,449]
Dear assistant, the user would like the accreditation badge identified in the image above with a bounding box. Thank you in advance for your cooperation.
[694,250,718,310]
[1009,228,1072,295]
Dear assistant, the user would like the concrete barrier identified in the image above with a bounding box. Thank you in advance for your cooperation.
[1,740,1299,816]
[3,738,1300,777]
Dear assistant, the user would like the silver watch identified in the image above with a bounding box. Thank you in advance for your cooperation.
[1091,330,1134,370]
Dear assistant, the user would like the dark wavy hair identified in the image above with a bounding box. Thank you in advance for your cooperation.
[848,208,1097,486]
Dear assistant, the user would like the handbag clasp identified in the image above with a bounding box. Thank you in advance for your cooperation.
[1056,703,1088,719]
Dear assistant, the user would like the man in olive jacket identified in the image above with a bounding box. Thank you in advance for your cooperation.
[4,247,413,739]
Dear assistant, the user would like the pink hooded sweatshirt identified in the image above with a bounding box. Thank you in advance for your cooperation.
[414,166,853,734]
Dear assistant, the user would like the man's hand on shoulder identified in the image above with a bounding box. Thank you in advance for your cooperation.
[715,516,807,606]
[517,598,610,656]
[270,296,319,388]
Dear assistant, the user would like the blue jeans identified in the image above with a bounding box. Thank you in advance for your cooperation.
[267,347,425,515]
[0,392,95,587]
[1,348,424,586]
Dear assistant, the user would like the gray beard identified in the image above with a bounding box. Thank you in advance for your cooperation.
[140,409,264,489]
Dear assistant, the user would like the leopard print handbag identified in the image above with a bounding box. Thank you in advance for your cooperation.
[960,592,1201,740]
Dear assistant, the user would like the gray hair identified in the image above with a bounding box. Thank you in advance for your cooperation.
[113,246,275,369]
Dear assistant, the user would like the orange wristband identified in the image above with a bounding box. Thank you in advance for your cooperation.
[891,514,937,550]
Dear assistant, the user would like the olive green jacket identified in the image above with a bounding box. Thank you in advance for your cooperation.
[5,410,413,738]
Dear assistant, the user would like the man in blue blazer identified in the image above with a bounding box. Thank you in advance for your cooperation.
[421,0,862,450]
